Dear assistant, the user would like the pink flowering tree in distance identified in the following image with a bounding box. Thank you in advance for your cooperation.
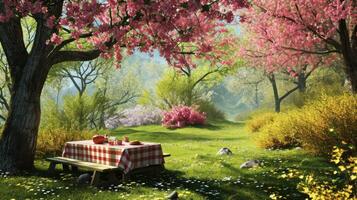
[241,0,357,92]
[237,28,324,112]
[0,0,247,171]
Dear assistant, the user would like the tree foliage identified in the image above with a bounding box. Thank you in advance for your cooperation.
[241,0,357,92]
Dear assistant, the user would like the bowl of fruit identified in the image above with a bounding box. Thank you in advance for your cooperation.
[92,135,106,144]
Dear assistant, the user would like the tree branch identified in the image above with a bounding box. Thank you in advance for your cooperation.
[282,46,340,54]
[52,32,93,53]
[192,69,219,89]
[279,86,299,102]
[51,49,101,65]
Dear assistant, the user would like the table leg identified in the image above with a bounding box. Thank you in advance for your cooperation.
[122,172,129,183]
[91,171,101,186]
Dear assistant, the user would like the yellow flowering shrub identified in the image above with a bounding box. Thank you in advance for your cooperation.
[296,94,356,156]
[36,128,94,158]
[298,145,356,200]
[246,112,278,133]
[256,111,301,149]
[256,94,357,155]
[274,145,356,200]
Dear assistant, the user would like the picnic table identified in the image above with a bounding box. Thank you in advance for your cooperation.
[47,140,169,186]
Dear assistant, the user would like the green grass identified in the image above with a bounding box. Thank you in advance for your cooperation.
[0,121,332,200]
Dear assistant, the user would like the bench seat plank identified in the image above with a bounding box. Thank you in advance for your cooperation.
[46,157,120,172]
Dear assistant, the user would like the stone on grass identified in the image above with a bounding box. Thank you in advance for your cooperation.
[295,147,302,150]
[217,147,233,156]
[240,160,260,169]
[167,191,178,200]
[77,173,92,184]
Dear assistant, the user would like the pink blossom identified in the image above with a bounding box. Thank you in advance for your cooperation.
[0,0,247,70]
[46,15,56,29]
[49,33,62,45]
[239,0,351,76]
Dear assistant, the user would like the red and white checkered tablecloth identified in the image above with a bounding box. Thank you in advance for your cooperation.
[62,140,164,173]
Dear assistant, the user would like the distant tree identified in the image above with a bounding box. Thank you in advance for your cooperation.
[89,71,140,129]
[237,28,318,112]
[42,60,140,131]
[228,67,266,108]
[56,59,109,97]
[155,65,227,109]
[228,66,312,112]
[0,18,36,122]
[242,0,357,92]
[0,52,10,121]
[267,68,313,112]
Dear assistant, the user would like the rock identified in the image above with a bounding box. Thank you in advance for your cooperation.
[295,147,302,150]
[77,173,92,184]
[217,147,233,155]
[167,191,178,200]
[240,160,260,169]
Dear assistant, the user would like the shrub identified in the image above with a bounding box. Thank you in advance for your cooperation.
[256,94,357,155]
[41,94,93,131]
[162,105,206,128]
[278,145,356,200]
[105,105,163,128]
[246,112,277,133]
[36,128,93,158]
[296,94,356,156]
[256,111,302,149]
[196,100,225,121]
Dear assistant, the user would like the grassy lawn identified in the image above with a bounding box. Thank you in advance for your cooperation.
[0,121,332,200]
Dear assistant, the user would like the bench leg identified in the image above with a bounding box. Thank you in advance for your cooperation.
[91,171,102,186]
[62,164,70,172]
[48,162,57,174]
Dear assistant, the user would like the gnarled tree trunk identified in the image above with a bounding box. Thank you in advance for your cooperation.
[0,7,55,171]
[0,60,50,171]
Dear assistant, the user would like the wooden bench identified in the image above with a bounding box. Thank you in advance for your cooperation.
[46,157,122,186]
[46,153,170,186]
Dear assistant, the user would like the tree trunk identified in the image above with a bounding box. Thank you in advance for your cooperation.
[0,88,41,171]
[346,62,357,93]
[274,99,281,113]
[254,84,259,108]
[297,73,306,92]
[268,74,281,112]
[339,20,357,93]
[0,60,49,172]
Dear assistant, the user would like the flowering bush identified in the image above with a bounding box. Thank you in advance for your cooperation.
[274,144,356,200]
[246,112,277,133]
[256,94,357,155]
[105,105,163,129]
[36,128,93,158]
[162,106,206,128]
